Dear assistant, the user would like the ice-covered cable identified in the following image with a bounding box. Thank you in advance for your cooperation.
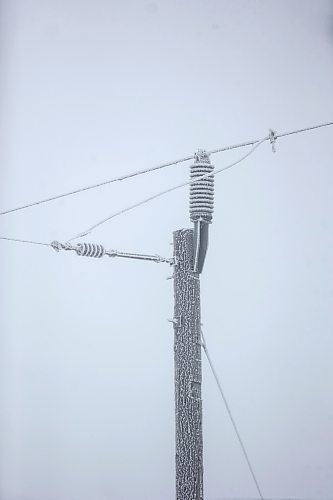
[208,120,333,154]
[0,236,50,246]
[201,328,264,500]
[67,135,268,242]
[0,155,194,216]
[1,120,332,217]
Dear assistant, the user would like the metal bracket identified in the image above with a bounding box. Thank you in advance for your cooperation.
[269,128,277,153]
[168,316,183,328]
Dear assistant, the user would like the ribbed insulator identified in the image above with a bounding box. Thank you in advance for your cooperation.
[76,242,105,258]
[189,150,214,223]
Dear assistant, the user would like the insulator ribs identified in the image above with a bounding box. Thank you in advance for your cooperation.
[189,150,214,223]
[76,242,105,258]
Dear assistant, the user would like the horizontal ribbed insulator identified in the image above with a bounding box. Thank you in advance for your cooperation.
[76,242,105,258]
[189,150,214,223]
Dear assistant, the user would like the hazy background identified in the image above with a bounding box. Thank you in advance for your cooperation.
[1,1,333,499]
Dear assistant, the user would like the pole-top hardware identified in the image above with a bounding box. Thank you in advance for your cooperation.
[51,240,174,265]
[189,149,214,225]
[269,128,277,153]
[189,150,215,273]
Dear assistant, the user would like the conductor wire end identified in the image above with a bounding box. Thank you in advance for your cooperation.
[269,129,277,153]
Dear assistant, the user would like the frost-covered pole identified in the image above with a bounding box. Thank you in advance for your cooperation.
[173,228,203,500]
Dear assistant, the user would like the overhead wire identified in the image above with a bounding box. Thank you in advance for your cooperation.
[1,122,331,496]
[201,328,264,500]
[0,154,193,216]
[0,120,332,217]
[208,120,333,154]
[0,237,50,246]
[67,135,268,241]
[0,136,267,245]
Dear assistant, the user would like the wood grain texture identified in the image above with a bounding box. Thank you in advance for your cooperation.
[173,229,203,500]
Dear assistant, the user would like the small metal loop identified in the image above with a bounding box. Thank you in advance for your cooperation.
[106,249,117,258]
[269,128,277,153]
[62,242,74,251]
[75,243,84,256]
[168,317,183,327]
[51,241,74,252]
[51,241,62,252]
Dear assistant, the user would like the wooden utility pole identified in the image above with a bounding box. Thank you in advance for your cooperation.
[173,228,203,500]
[52,149,214,500]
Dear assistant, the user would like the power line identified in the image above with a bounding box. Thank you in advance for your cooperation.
[0,120,332,217]
[209,120,333,154]
[0,154,193,217]
[201,328,264,500]
[3,120,332,245]
[0,237,50,247]
[67,135,268,241]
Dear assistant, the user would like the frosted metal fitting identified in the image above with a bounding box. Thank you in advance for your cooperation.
[51,240,74,252]
[269,128,277,153]
[189,149,214,223]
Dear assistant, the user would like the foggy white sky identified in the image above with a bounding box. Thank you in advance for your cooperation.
[1,1,333,499]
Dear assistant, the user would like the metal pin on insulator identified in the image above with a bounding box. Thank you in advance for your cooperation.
[189,150,215,274]
[75,242,105,258]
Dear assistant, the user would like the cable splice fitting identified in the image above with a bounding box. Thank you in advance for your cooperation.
[51,241,75,252]
[269,129,277,153]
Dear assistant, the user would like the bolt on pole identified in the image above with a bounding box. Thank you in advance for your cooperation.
[173,228,203,500]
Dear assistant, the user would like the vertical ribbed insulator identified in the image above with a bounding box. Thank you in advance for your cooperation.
[189,150,214,223]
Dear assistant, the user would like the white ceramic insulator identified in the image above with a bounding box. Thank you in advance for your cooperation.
[189,150,214,223]
[76,242,105,258]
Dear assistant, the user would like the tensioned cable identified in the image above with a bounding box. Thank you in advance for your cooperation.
[0,155,193,216]
[67,135,268,241]
[1,121,332,217]
[0,237,50,246]
[201,328,264,500]
[209,120,333,154]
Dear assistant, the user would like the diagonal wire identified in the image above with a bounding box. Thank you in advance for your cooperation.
[67,135,268,241]
[3,121,332,245]
[0,155,193,216]
[201,328,264,500]
[0,120,332,217]
[209,120,333,154]
[0,237,50,246]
